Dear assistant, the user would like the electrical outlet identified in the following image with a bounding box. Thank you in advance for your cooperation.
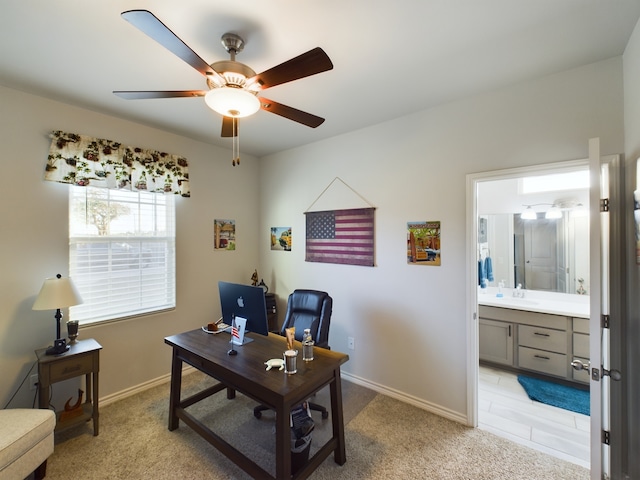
[29,374,39,391]
[347,337,355,350]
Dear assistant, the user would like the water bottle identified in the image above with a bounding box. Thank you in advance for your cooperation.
[302,328,314,361]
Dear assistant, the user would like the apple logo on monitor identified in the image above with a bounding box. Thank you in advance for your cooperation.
[237,296,244,308]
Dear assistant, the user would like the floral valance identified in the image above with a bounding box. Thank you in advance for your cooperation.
[45,130,190,197]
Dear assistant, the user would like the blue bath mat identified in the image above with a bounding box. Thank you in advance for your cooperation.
[517,375,590,416]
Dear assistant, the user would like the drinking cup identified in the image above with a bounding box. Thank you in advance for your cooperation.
[302,341,314,361]
[284,349,298,374]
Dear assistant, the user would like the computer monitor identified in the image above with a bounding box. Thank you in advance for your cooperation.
[218,281,270,343]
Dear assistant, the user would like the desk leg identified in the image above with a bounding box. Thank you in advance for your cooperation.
[330,369,347,465]
[275,406,292,479]
[168,348,182,431]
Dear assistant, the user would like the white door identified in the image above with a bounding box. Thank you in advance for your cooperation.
[587,138,609,479]
[523,218,558,291]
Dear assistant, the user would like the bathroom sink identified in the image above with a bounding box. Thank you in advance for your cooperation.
[504,297,539,306]
[478,294,539,307]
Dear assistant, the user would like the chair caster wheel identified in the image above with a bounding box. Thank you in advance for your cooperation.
[254,410,262,419]
[321,411,329,419]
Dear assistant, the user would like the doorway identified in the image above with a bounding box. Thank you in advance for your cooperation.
[470,160,591,467]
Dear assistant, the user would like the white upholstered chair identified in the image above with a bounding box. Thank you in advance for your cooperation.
[0,408,56,480]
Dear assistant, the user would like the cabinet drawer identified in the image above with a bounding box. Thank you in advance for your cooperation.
[518,346,567,377]
[49,353,94,382]
[571,356,591,384]
[519,325,567,354]
[573,333,589,358]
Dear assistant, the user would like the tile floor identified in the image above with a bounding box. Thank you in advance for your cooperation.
[478,365,590,469]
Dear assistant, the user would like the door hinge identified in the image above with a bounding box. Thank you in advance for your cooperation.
[600,198,609,212]
[602,314,610,329]
[602,430,610,445]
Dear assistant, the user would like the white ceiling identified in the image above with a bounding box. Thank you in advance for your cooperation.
[2,1,639,158]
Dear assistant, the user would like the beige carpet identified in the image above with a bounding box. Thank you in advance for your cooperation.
[44,371,589,479]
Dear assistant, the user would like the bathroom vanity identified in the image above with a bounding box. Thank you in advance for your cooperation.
[478,290,590,384]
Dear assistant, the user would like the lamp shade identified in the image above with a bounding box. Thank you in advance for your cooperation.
[33,274,83,310]
[204,87,261,118]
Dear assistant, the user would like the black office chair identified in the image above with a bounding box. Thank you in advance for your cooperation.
[253,289,333,420]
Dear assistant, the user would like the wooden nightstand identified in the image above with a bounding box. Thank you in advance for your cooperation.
[35,338,102,436]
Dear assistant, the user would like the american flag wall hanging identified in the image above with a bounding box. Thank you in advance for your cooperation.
[305,208,375,266]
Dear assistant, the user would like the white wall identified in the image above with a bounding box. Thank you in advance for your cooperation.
[0,85,260,409]
[259,57,624,421]
[0,55,626,423]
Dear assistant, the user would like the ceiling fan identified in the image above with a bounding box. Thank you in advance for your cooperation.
[113,10,334,138]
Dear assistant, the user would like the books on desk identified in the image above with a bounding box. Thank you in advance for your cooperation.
[202,323,231,334]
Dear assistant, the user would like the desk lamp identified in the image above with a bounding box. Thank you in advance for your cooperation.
[33,274,83,355]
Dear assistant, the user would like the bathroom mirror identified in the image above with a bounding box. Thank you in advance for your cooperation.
[477,168,590,296]
[480,212,589,295]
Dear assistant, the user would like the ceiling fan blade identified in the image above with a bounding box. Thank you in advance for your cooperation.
[247,48,333,91]
[259,98,325,128]
[221,116,237,137]
[121,10,225,84]
[114,90,207,99]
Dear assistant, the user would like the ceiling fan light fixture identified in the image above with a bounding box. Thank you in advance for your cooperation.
[204,87,260,118]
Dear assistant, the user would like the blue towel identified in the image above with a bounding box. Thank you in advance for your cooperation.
[478,259,487,288]
[485,257,494,283]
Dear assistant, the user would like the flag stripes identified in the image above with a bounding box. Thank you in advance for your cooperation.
[231,317,239,339]
[305,208,374,266]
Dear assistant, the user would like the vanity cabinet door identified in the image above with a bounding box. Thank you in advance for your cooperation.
[479,319,514,366]
[572,330,590,383]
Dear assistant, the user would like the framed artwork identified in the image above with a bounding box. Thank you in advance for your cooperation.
[305,208,375,266]
[407,221,441,266]
[214,219,236,250]
[271,227,292,251]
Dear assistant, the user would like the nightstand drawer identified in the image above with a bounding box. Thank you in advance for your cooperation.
[519,325,567,354]
[518,346,567,377]
[49,353,94,381]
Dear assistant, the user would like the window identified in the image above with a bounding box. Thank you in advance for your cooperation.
[69,186,175,324]
[520,170,589,194]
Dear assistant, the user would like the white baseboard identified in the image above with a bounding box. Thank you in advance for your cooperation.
[341,371,469,425]
[99,366,196,408]
[99,367,468,426]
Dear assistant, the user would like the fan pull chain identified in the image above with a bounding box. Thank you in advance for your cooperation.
[232,117,240,167]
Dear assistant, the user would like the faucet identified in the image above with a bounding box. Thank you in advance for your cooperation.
[513,283,525,298]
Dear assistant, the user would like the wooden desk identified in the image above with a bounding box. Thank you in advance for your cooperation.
[36,338,101,435]
[164,329,349,480]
